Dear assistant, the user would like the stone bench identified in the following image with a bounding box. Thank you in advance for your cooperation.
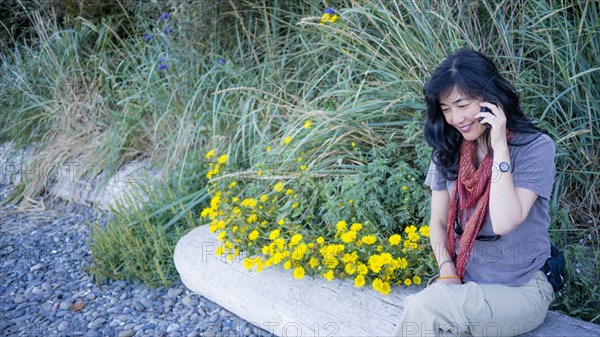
[174,225,600,337]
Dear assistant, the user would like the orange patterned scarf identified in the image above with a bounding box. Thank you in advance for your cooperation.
[446,132,511,281]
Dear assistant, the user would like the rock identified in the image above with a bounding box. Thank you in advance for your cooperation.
[133,301,145,312]
[29,264,44,272]
[118,330,135,337]
[59,300,73,311]
[14,294,25,304]
[167,323,180,333]
[140,297,153,309]
[167,287,183,298]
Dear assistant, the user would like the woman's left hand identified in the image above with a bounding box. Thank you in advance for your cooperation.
[477,102,508,150]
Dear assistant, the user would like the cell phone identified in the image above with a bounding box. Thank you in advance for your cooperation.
[478,105,495,129]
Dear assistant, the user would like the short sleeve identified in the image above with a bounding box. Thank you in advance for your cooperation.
[511,134,556,200]
[424,158,448,191]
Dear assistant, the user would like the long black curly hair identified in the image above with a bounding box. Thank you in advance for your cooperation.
[423,49,542,180]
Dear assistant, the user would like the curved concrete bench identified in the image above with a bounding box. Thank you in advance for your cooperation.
[174,225,600,336]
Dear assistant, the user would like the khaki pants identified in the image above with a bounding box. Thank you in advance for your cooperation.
[394,270,554,336]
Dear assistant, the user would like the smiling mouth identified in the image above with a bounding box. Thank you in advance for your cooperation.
[457,123,474,133]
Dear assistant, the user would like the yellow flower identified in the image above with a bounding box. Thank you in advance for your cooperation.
[243,257,255,271]
[373,278,391,295]
[217,231,226,242]
[329,14,339,23]
[283,260,292,270]
[396,257,408,270]
[368,255,384,273]
[316,237,325,244]
[255,259,264,272]
[322,270,334,281]
[309,257,320,268]
[300,165,307,171]
[351,142,356,147]
[408,232,420,242]
[205,149,215,159]
[402,185,408,191]
[218,154,228,164]
[419,225,430,238]
[246,214,258,223]
[289,234,303,247]
[336,220,347,232]
[248,230,259,241]
[269,229,281,240]
[304,120,312,129]
[228,181,237,189]
[342,252,358,264]
[344,263,357,275]
[292,202,299,209]
[291,244,308,260]
[413,275,422,285]
[259,194,269,203]
[404,278,412,286]
[240,198,258,208]
[266,146,272,151]
[357,263,368,275]
[285,189,294,195]
[283,136,292,144]
[404,225,417,234]
[361,235,377,245]
[389,234,402,246]
[350,223,362,231]
[277,218,285,225]
[293,266,305,280]
[257,170,262,177]
[354,275,365,288]
[340,231,357,243]
[215,246,225,256]
[273,182,285,192]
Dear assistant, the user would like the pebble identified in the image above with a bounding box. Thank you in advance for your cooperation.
[0,186,275,337]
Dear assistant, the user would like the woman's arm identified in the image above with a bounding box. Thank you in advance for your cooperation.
[477,102,539,235]
[429,189,461,284]
[488,146,538,235]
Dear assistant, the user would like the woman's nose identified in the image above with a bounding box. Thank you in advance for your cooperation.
[451,109,466,125]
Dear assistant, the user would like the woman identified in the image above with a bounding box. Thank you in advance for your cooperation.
[395,49,555,336]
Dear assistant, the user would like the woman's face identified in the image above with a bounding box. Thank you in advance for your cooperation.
[439,86,487,142]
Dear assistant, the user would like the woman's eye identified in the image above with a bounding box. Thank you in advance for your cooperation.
[458,105,468,109]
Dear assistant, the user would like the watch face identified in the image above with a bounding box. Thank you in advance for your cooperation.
[499,162,510,172]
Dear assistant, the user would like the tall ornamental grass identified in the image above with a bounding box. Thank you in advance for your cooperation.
[0,0,597,321]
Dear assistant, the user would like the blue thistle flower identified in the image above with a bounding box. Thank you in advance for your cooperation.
[163,27,173,34]
[158,63,167,71]
[143,33,152,41]
[218,58,226,65]
[159,13,171,21]
[323,7,335,15]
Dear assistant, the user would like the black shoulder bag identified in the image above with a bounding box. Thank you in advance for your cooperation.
[541,244,566,292]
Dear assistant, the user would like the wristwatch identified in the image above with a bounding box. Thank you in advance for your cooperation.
[498,161,511,173]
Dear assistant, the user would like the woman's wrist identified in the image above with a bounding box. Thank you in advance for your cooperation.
[438,259,457,276]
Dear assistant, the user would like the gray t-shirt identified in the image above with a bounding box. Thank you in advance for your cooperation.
[425,132,555,286]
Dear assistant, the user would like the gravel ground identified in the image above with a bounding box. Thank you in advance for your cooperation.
[0,184,275,337]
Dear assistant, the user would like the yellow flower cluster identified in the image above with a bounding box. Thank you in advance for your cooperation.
[200,149,431,295]
[320,7,339,24]
[205,149,228,179]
